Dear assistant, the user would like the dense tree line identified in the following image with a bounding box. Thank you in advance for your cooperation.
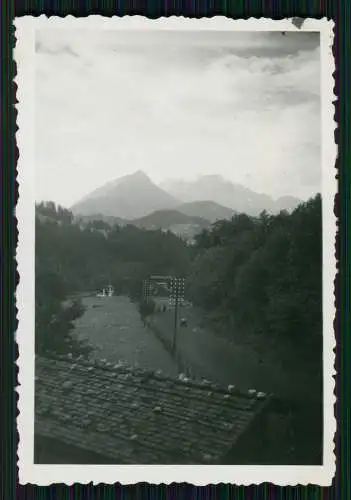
[187,194,322,374]
[35,201,191,355]
[36,195,322,374]
[187,194,323,464]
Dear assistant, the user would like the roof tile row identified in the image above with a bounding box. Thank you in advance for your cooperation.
[35,354,270,464]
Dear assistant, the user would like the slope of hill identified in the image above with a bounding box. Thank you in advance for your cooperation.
[131,209,210,230]
[161,176,302,216]
[74,214,125,227]
[176,200,235,223]
[71,170,179,219]
[72,209,211,242]
[275,196,303,212]
[73,203,232,228]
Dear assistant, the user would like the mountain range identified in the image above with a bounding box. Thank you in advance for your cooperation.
[72,170,179,220]
[160,175,302,216]
[75,209,211,231]
[71,170,302,226]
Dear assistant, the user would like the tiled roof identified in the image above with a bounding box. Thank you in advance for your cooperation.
[35,355,270,464]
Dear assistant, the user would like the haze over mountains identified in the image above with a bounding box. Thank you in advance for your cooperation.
[160,176,302,215]
[71,170,303,227]
[73,170,179,220]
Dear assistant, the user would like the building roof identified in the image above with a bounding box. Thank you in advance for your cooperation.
[35,355,270,464]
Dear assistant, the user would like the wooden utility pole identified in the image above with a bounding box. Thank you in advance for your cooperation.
[141,274,185,353]
[173,292,179,353]
[171,277,185,354]
[142,278,151,304]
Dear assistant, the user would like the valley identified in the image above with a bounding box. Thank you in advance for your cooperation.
[70,170,304,242]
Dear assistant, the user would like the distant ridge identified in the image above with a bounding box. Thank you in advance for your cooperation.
[74,209,211,241]
[160,175,302,216]
[275,195,303,212]
[176,200,235,223]
[72,171,303,221]
[131,209,210,230]
[71,171,179,219]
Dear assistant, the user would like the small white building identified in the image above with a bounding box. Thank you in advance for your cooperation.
[96,285,115,297]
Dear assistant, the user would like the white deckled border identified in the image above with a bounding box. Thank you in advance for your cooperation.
[15,16,336,486]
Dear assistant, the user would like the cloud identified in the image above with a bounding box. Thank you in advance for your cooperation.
[35,29,320,206]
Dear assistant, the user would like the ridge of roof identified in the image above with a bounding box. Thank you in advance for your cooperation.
[36,353,269,399]
[35,354,271,464]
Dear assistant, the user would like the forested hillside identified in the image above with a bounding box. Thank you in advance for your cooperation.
[187,194,322,374]
[36,195,322,379]
[35,201,191,355]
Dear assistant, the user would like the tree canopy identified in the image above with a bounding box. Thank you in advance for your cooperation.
[35,201,191,355]
[35,195,322,375]
[187,194,322,373]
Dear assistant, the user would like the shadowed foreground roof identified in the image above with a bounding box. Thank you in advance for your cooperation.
[35,355,270,464]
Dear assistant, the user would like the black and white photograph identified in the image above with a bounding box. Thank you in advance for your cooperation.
[16,17,336,485]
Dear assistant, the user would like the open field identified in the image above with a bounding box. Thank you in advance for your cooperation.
[72,295,179,376]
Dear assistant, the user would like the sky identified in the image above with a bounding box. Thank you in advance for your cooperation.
[35,29,320,207]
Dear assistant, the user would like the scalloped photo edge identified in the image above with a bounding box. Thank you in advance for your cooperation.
[14,16,336,486]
